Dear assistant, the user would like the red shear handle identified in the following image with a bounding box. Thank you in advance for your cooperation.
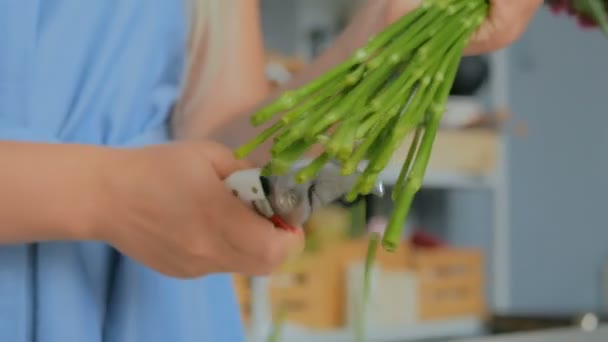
[269,215,298,232]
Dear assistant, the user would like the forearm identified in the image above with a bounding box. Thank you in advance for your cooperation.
[281,0,391,90]
[179,0,269,139]
[0,141,110,244]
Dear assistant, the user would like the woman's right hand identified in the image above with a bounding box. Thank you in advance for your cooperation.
[93,141,304,279]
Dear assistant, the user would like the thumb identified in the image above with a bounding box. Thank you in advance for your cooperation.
[201,141,256,179]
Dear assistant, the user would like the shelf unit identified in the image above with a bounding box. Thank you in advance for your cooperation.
[244,54,511,342]
[380,169,495,190]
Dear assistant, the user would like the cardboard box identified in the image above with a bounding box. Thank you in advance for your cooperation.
[268,251,343,330]
[345,262,418,329]
[233,274,251,324]
[412,248,486,321]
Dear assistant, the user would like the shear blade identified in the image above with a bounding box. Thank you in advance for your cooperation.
[261,161,385,227]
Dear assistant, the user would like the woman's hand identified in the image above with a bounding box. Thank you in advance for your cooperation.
[95,141,304,279]
[386,0,543,55]
[210,0,542,155]
[464,0,543,55]
[271,0,542,95]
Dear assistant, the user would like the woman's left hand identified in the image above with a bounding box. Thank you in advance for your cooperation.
[384,0,542,55]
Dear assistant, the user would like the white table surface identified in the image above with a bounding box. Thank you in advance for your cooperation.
[454,326,608,342]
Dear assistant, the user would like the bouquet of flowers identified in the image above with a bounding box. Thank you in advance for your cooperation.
[546,0,608,37]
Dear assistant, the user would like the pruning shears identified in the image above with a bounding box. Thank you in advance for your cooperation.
[224,162,385,231]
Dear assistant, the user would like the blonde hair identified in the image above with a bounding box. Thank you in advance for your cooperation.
[172,0,233,136]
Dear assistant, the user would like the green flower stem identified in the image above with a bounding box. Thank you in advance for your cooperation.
[393,125,424,200]
[276,97,335,139]
[358,3,427,61]
[326,60,399,158]
[356,232,381,342]
[382,23,475,252]
[352,60,407,116]
[315,134,331,145]
[294,59,357,95]
[234,121,284,159]
[371,4,486,166]
[249,93,298,127]
[272,93,342,154]
[367,16,455,110]
[365,23,464,177]
[295,153,330,183]
[366,84,429,177]
[341,93,404,178]
[309,50,401,141]
[234,0,490,258]
[344,105,406,200]
[587,0,608,39]
[308,108,347,141]
[367,6,469,112]
[272,133,305,156]
[337,126,358,162]
[381,113,442,251]
[367,6,443,70]
[355,111,380,140]
[369,61,421,113]
[364,235,380,297]
[325,123,350,159]
[332,61,394,122]
[345,65,367,86]
[416,3,479,58]
[348,5,484,199]
[366,115,398,161]
[267,303,288,342]
[367,41,457,176]
[250,60,356,126]
[239,0,483,161]
[306,82,360,139]
[269,139,314,174]
[280,79,344,125]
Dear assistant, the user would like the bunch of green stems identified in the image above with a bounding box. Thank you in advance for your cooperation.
[237,0,487,253]
[248,2,488,340]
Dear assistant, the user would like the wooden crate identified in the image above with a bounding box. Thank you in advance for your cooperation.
[269,249,343,330]
[412,248,486,321]
[232,239,412,329]
[233,274,251,324]
[232,251,344,330]
[345,262,419,329]
[322,239,410,326]
[334,238,411,271]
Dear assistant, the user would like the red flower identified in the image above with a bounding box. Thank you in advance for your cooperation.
[578,14,598,28]
[546,0,602,28]
[547,0,573,14]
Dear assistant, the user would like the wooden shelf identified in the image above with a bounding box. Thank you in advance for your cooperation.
[248,316,485,342]
[381,128,500,187]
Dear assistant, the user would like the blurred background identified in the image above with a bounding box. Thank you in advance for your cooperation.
[234,1,608,341]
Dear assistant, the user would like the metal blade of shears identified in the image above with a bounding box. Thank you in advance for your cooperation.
[224,161,384,231]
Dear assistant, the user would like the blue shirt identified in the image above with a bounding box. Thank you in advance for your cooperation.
[0,1,245,341]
